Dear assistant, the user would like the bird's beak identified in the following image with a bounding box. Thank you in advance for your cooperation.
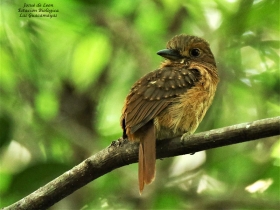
[157,49,183,60]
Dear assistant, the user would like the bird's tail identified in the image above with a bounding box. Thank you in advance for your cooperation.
[138,123,156,194]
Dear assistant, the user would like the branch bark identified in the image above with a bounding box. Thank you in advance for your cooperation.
[3,116,280,210]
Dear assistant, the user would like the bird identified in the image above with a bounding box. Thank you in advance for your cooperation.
[120,34,219,194]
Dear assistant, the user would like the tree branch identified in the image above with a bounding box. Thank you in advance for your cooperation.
[3,116,280,210]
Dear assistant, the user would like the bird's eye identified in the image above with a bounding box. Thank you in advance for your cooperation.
[190,48,201,57]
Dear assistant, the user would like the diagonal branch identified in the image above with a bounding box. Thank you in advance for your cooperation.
[3,116,280,210]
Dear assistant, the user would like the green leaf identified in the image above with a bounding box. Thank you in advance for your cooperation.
[71,32,112,91]
[35,90,59,121]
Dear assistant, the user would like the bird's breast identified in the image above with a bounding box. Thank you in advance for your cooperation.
[154,64,218,140]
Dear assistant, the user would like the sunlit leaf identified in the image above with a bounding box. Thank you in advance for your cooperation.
[35,90,59,121]
[71,32,112,91]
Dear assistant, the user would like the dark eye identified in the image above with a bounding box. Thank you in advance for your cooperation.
[190,48,201,57]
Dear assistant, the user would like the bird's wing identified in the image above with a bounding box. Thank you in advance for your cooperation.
[121,65,201,134]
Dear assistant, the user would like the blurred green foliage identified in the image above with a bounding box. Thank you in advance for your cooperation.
[0,0,279,209]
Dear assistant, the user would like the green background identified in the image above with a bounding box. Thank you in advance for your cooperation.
[0,0,279,209]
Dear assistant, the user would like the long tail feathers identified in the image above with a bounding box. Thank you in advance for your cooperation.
[138,142,145,193]
[138,124,156,194]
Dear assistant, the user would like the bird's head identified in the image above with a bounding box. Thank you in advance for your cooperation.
[157,34,216,67]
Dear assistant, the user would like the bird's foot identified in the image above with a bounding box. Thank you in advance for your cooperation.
[110,137,128,147]
[180,133,196,155]
[180,133,191,144]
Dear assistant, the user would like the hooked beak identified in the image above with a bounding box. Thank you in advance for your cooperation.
[157,49,183,60]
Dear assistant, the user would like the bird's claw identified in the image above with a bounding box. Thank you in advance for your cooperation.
[180,133,196,155]
[110,137,128,147]
[180,133,190,144]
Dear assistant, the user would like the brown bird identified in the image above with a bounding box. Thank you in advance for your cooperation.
[120,34,219,194]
